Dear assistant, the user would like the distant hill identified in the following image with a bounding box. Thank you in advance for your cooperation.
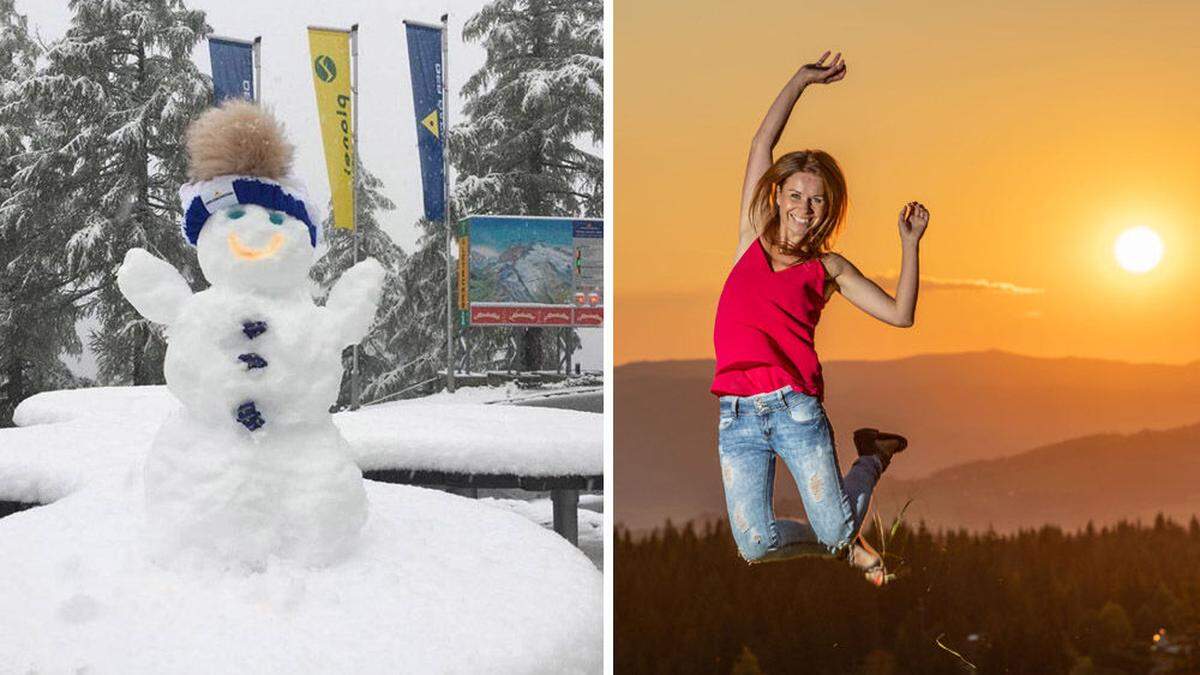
[812,421,1200,534]
[615,351,1200,530]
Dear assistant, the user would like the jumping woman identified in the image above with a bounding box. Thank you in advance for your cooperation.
[711,51,928,585]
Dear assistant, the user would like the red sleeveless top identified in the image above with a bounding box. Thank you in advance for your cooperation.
[711,238,828,400]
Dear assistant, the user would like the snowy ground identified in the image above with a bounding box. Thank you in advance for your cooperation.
[0,386,604,672]
[0,475,601,673]
[483,495,604,568]
[411,379,603,407]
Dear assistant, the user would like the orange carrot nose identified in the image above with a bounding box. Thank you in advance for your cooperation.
[227,232,285,260]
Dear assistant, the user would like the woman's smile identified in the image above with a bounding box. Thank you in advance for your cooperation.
[777,171,827,237]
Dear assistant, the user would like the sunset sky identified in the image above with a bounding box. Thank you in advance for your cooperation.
[616,0,1200,366]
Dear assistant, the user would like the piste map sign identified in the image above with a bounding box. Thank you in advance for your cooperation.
[458,215,603,327]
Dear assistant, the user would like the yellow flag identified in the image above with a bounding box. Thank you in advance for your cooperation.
[458,235,469,309]
[308,28,354,230]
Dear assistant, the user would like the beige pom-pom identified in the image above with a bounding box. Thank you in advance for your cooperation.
[185,100,293,182]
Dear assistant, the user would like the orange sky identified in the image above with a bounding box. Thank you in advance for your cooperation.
[615,0,1200,366]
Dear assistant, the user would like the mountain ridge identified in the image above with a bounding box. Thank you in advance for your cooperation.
[616,351,1200,531]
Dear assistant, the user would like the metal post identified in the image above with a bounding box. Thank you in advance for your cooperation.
[350,24,361,410]
[252,36,261,101]
[442,14,455,393]
[565,328,573,375]
[551,488,580,545]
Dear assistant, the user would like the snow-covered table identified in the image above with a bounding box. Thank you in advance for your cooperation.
[0,387,602,672]
[339,400,603,544]
[1,386,604,545]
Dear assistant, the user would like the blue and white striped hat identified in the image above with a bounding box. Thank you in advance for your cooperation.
[178,174,319,247]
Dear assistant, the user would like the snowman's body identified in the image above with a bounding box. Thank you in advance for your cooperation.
[119,200,385,568]
[164,287,343,427]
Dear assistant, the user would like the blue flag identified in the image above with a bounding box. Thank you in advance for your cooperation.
[405,23,445,222]
[209,38,254,104]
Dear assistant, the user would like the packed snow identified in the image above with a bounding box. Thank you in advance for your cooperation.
[0,385,603,672]
[0,472,602,673]
[484,495,605,567]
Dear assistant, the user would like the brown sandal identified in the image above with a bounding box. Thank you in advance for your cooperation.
[845,537,893,586]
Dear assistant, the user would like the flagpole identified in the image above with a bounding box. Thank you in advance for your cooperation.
[442,14,455,394]
[350,23,362,410]
[253,36,261,100]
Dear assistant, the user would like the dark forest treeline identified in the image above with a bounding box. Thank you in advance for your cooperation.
[616,515,1200,674]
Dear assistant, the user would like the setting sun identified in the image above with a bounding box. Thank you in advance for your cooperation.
[1114,226,1163,274]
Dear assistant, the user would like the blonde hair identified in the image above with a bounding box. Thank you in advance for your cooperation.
[185,100,293,182]
[748,150,847,262]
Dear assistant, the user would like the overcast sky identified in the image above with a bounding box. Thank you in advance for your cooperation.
[19,0,601,373]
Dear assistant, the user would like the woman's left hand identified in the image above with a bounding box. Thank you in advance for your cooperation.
[898,201,929,245]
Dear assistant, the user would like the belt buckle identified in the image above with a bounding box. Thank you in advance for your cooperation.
[754,398,767,413]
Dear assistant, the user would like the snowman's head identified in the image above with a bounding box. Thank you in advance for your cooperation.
[178,101,320,292]
[194,199,315,292]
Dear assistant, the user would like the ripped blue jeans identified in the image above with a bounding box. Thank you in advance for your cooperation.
[717,386,883,563]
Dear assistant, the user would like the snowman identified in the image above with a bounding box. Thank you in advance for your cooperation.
[117,101,385,568]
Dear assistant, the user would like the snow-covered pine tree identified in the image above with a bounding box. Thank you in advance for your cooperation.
[0,1,88,426]
[451,0,602,371]
[13,0,211,386]
[387,216,512,392]
[453,0,603,215]
[391,216,454,392]
[310,160,407,409]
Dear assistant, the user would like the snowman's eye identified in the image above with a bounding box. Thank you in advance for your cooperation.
[227,208,245,219]
[269,212,285,225]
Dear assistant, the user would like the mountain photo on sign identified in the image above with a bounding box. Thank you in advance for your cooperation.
[470,224,573,305]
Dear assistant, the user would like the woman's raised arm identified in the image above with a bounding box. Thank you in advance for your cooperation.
[826,202,929,327]
[738,52,846,253]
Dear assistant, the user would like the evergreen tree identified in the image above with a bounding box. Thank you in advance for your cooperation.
[391,217,455,391]
[451,0,601,372]
[453,0,603,216]
[1095,601,1133,646]
[310,160,407,408]
[13,0,210,386]
[0,1,85,426]
[389,214,530,392]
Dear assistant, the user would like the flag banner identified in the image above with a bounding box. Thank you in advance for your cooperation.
[404,23,445,222]
[460,215,605,327]
[458,235,469,309]
[209,38,254,103]
[308,28,354,230]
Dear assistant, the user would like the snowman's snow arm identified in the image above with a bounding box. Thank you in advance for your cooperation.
[325,257,386,347]
[117,248,193,325]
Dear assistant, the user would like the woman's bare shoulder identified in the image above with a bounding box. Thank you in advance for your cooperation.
[818,251,849,277]
[734,232,761,264]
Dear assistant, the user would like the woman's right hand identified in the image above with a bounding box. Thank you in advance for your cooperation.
[898,201,930,245]
[794,51,846,88]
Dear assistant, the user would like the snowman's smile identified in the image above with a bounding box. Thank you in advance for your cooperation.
[227,232,286,260]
